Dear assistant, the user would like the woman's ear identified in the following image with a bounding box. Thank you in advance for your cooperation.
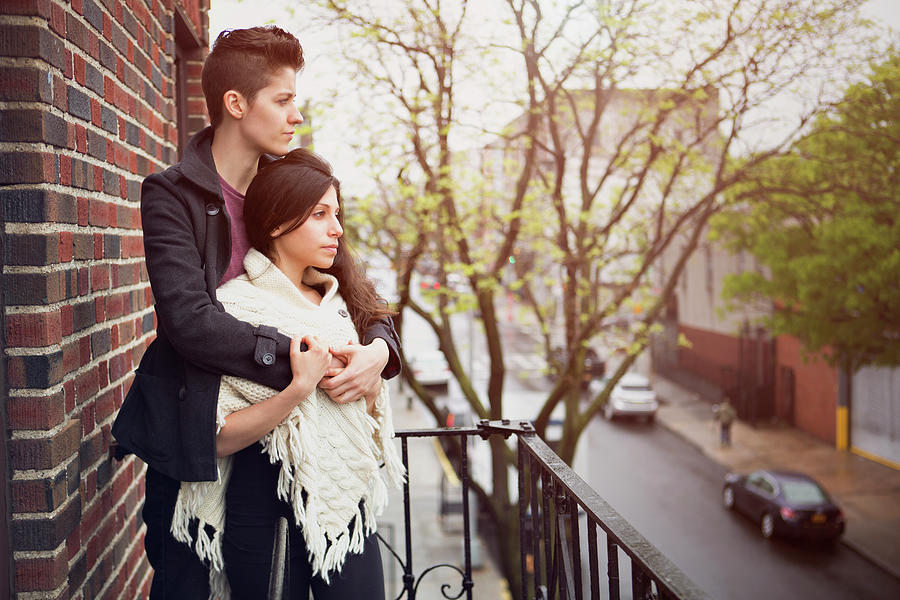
[270,224,284,237]
[222,90,247,120]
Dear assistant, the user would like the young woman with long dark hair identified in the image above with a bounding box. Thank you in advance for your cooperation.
[172,148,405,599]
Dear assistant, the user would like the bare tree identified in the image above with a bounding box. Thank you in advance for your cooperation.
[301,0,876,593]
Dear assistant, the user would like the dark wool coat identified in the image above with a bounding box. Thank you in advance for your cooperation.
[112,127,401,482]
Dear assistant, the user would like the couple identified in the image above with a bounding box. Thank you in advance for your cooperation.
[111,26,404,599]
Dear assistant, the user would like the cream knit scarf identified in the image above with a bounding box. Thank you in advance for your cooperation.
[171,249,405,599]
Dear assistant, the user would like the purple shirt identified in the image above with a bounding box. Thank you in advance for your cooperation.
[219,176,251,285]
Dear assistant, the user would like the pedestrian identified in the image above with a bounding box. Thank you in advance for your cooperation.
[715,397,737,448]
[172,148,405,599]
[111,26,402,599]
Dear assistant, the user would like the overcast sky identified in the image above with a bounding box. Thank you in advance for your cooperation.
[207,0,900,191]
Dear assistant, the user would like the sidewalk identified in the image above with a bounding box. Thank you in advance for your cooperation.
[377,383,510,599]
[652,374,900,581]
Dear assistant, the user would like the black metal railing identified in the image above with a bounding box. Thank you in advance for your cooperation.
[382,419,710,600]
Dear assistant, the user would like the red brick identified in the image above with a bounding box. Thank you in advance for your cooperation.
[10,470,67,513]
[62,339,80,372]
[98,360,108,388]
[14,550,68,592]
[2,0,52,18]
[81,401,95,434]
[8,419,81,470]
[77,266,89,296]
[94,233,104,259]
[90,98,101,127]
[75,124,87,153]
[73,54,86,85]
[88,29,99,61]
[64,380,75,412]
[58,231,74,262]
[50,2,66,36]
[43,153,58,184]
[121,235,143,258]
[6,311,62,347]
[61,304,74,336]
[88,199,107,227]
[59,154,72,185]
[91,264,109,294]
[75,367,99,404]
[93,165,102,191]
[53,75,66,111]
[95,389,115,422]
[6,392,66,430]
[72,0,83,14]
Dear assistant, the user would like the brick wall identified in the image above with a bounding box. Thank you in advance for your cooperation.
[774,335,838,444]
[0,0,208,598]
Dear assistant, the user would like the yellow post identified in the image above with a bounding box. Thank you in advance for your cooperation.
[836,405,849,451]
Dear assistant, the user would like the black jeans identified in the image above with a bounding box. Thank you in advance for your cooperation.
[223,444,386,600]
[143,467,210,599]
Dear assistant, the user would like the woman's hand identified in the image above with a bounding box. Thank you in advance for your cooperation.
[319,338,389,404]
[288,335,331,399]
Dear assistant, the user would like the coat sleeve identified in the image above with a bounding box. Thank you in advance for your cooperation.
[140,173,295,390]
[361,315,401,379]
[140,174,401,389]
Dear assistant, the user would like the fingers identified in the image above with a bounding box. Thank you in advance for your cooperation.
[289,335,330,382]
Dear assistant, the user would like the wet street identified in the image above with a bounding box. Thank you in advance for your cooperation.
[400,305,900,599]
[576,416,900,600]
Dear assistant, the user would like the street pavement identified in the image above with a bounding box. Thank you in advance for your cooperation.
[652,374,900,582]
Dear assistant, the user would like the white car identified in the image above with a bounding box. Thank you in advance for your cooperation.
[591,372,658,423]
[408,350,451,387]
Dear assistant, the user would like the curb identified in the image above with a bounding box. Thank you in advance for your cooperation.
[653,406,900,583]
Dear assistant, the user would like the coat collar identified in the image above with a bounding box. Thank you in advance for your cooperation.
[178,126,281,200]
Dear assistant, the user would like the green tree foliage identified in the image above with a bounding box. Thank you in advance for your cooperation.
[714,50,900,372]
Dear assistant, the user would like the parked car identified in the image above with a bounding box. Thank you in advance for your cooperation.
[408,349,451,388]
[723,469,845,541]
[590,372,658,422]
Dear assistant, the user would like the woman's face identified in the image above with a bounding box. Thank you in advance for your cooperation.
[270,185,343,272]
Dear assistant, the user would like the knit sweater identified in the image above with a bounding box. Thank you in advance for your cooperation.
[171,248,405,599]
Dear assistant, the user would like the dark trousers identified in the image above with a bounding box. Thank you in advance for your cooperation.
[143,467,210,599]
[223,444,386,600]
[720,422,732,447]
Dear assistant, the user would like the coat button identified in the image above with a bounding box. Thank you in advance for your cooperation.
[262,352,275,365]
[205,203,220,216]
[338,309,349,317]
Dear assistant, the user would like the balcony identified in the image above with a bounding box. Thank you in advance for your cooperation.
[370,419,710,600]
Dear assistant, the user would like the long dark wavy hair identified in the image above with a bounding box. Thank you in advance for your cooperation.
[244,148,395,334]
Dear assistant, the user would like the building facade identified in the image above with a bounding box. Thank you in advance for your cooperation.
[0,0,210,597]
[654,232,900,469]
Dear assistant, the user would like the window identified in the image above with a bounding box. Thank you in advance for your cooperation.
[173,9,204,159]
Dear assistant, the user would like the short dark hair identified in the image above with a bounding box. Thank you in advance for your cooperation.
[244,149,395,333]
[201,26,304,128]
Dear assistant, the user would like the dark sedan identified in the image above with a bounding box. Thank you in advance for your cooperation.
[723,469,845,542]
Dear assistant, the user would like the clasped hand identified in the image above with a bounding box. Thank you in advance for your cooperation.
[289,336,389,411]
